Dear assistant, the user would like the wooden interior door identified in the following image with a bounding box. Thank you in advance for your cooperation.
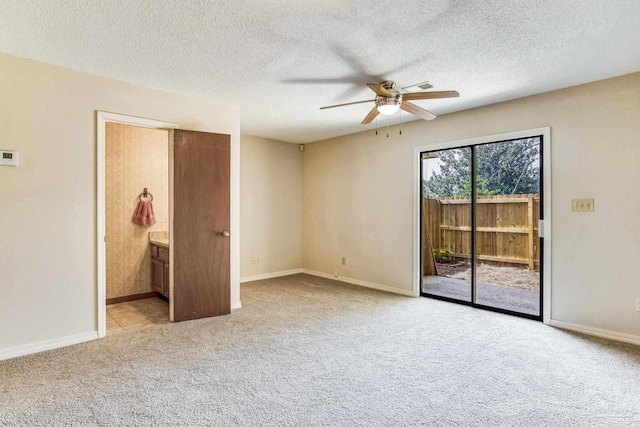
[171,129,230,321]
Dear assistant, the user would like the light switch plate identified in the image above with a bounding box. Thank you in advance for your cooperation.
[571,198,594,212]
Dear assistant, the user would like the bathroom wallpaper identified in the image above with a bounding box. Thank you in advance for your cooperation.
[105,123,169,299]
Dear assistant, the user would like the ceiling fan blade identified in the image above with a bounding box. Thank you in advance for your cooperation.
[320,99,375,110]
[361,106,380,124]
[366,83,391,97]
[401,101,437,121]
[402,90,460,101]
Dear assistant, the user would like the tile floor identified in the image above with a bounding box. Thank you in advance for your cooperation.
[106,297,169,334]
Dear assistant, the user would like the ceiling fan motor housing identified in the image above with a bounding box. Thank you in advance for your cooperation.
[381,80,396,90]
[375,93,402,107]
[376,80,402,108]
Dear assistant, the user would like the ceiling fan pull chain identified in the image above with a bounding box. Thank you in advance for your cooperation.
[399,110,402,135]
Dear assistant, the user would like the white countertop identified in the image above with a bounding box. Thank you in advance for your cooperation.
[149,231,169,248]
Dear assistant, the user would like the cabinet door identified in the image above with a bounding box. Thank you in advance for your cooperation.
[152,258,165,294]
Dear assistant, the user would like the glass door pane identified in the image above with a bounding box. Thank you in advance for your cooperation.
[421,148,472,302]
[474,138,541,316]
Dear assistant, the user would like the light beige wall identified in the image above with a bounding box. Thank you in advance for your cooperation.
[240,134,302,278]
[106,123,169,299]
[303,72,640,338]
[0,53,240,353]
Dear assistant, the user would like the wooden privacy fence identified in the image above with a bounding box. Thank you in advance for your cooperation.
[423,194,540,273]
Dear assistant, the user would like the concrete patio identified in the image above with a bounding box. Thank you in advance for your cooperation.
[422,275,540,316]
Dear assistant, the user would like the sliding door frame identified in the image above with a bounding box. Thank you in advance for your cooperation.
[412,127,551,324]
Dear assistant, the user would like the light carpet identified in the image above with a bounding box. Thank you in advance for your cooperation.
[1,274,639,426]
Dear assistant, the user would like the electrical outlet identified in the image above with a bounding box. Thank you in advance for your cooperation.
[571,198,594,212]
[251,256,261,264]
[341,257,347,266]
[636,298,640,312]
[333,270,339,278]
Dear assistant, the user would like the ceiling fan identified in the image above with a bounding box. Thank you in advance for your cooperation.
[320,81,459,124]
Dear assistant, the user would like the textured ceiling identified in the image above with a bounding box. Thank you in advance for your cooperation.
[1,0,640,143]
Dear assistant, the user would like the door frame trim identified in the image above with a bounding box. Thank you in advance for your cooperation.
[96,111,178,338]
[413,127,552,324]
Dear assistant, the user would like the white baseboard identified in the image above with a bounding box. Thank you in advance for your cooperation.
[301,269,415,297]
[549,319,640,346]
[231,301,242,310]
[0,331,99,362]
[240,268,303,283]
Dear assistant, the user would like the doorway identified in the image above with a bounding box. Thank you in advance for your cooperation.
[97,113,177,337]
[418,130,550,320]
[104,122,171,332]
[97,112,234,338]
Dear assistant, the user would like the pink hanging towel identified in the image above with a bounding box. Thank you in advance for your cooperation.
[132,200,157,226]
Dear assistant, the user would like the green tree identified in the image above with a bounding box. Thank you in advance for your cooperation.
[423,138,540,198]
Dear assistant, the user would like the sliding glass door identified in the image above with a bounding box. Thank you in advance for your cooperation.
[421,148,472,302]
[420,137,543,319]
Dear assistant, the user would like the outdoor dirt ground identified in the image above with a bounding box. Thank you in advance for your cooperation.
[436,262,539,291]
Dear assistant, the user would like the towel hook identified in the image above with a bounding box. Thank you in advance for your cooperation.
[139,188,154,201]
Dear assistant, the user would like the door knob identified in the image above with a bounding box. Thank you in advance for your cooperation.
[221,231,230,238]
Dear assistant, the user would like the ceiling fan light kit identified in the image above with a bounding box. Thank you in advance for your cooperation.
[376,95,402,115]
[320,80,459,125]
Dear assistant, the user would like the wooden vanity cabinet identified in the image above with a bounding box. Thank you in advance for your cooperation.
[151,243,169,300]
